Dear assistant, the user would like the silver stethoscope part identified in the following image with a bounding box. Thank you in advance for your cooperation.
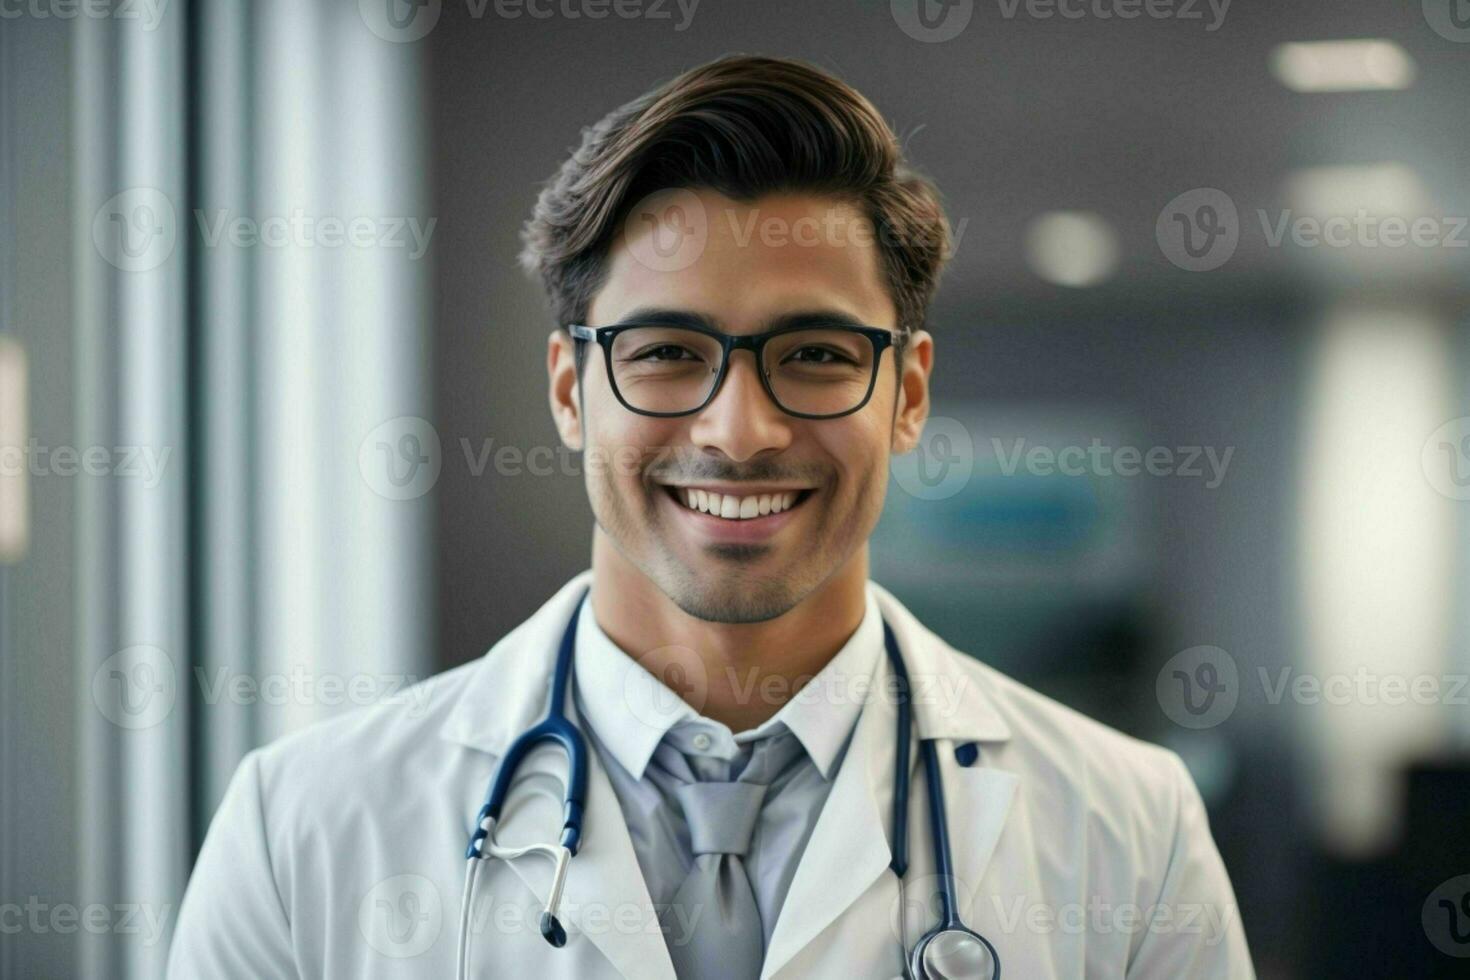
[908,928,999,980]
[482,821,575,915]
[897,873,999,980]
[456,815,576,980]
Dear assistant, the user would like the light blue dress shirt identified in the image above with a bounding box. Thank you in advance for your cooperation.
[570,586,884,950]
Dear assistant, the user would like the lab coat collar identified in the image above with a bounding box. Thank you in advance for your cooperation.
[571,583,885,781]
[438,569,1013,756]
[569,588,687,780]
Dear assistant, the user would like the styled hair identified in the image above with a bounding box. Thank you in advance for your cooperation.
[518,54,952,343]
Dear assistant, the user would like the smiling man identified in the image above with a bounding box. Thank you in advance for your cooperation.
[169,54,1254,979]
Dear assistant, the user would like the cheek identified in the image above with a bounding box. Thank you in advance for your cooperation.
[585,412,680,491]
[816,419,891,494]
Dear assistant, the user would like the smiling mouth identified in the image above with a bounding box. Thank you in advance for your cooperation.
[659,485,817,521]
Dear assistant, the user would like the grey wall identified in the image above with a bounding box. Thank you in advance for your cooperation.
[1,17,79,979]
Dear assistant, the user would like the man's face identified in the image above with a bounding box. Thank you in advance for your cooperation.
[550,189,932,623]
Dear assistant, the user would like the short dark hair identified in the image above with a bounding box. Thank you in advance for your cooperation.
[518,54,952,343]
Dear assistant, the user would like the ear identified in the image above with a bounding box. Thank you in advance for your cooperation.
[548,329,584,451]
[890,329,933,456]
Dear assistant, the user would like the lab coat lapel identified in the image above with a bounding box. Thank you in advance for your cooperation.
[920,757,1020,925]
[439,571,677,980]
[870,581,1019,917]
[759,636,894,980]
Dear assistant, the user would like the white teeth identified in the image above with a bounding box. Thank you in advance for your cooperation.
[671,487,807,520]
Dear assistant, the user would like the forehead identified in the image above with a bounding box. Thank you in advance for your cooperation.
[589,188,897,331]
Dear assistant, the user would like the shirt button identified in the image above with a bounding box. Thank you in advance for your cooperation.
[691,732,713,752]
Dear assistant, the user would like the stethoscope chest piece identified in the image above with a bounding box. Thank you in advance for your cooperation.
[909,926,1000,980]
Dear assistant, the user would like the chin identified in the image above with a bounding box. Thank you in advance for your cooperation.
[644,565,791,624]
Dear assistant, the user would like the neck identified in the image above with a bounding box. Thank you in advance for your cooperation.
[588,533,869,732]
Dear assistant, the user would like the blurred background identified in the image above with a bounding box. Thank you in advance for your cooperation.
[4,0,1470,976]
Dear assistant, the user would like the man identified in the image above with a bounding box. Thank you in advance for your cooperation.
[169,54,1254,978]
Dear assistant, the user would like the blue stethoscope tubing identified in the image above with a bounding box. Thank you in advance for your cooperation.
[456,592,590,977]
[885,619,1002,980]
[456,586,1001,980]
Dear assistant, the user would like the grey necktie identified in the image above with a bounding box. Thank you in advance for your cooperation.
[657,730,805,980]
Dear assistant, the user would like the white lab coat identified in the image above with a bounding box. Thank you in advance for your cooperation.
[168,569,1255,979]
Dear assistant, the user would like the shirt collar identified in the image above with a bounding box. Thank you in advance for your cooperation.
[573,585,884,781]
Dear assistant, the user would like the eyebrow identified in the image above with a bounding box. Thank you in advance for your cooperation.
[608,307,876,333]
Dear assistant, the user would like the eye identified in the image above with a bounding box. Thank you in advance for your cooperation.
[629,344,700,362]
[786,346,855,365]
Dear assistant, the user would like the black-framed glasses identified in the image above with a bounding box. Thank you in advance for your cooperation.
[568,321,902,420]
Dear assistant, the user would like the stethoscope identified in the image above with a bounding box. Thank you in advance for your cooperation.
[456,587,1001,980]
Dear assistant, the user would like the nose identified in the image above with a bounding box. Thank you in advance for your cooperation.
[687,350,793,461]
